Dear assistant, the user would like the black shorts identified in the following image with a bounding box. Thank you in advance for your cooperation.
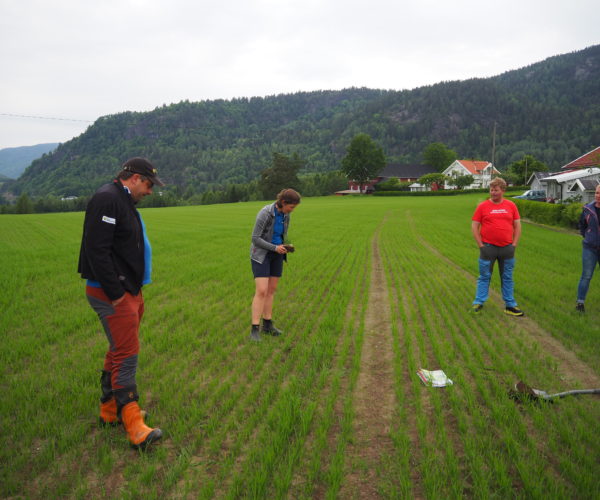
[251,251,284,278]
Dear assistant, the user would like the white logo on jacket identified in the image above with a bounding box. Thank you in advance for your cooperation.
[102,215,116,224]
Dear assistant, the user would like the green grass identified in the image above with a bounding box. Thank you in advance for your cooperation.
[1,194,599,498]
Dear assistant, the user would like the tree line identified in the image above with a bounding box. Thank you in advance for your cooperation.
[2,154,348,214]
[4,134,551,214]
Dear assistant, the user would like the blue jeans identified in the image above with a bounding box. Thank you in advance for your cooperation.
[577,245,600,302]
[473,244,518,307]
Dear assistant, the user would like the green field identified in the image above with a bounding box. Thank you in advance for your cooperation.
[1,194,599,499]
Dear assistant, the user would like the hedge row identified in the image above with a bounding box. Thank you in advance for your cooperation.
[373,186,527,197]
[513,199,583,229]
[370,188,582,230]
[374,190,462,196]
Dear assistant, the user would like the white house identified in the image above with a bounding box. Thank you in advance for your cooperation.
[409,182,428,192]
[526,172,552,192]
[442,160,500,189]
[540,168,600,202]
[567,178,600,204]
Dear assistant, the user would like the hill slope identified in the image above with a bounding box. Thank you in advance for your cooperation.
[9,45,600,197]
[0,143,58,179]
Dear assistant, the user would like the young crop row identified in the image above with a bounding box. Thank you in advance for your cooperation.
[1,195,598,498]
[413,195,599,366]
[0,199,380,498]
[377,202,600,498]
[118,199,385,498]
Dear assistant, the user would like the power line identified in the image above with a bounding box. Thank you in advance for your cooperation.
[0,112,93,123]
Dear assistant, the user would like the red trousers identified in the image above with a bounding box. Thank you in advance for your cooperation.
[86,286,144,406]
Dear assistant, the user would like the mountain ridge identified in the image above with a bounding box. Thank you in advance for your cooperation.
[0,143,59,180]
[7,45,600,197]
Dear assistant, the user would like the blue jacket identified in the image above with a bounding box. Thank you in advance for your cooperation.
[580,201,600,249]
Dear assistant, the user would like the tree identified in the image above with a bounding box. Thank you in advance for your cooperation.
[418,173,447,190]
[447,174,474,190]
[340,133,386,193]
[500,172,522,186]
[260,152,303,199]
[15,193,34,214]
[507,155,548,185]
[423,142,458,172]
[375,177,400,191]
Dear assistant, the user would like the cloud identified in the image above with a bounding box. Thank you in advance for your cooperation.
[0,0,598,148]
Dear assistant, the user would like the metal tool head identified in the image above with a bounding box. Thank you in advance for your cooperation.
[509,381,552,403]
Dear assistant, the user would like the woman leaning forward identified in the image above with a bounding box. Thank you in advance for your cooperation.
[249,188,301,341]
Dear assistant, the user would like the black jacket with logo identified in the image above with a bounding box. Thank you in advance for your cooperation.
[78,179,144,300]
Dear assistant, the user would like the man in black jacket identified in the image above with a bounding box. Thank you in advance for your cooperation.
[78,157,164,451]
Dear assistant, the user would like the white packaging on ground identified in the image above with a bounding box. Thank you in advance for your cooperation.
[417,368,453,387]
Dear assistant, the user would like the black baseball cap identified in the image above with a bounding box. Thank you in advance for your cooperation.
[121,157,165,186]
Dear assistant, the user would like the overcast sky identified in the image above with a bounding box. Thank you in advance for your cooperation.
[0,0,598,150]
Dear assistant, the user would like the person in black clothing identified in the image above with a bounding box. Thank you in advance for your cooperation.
[78,157,164,450]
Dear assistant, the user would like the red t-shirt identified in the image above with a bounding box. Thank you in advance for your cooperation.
[472,199,520,246]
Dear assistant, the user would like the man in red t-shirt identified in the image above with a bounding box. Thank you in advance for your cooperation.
[471,177,524,316]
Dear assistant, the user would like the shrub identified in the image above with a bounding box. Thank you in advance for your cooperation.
[371,186,526,197]
[513,199,563,225]
[561,202,584,228]
[373,190,461,197]
[513,199,582,229]
[373,179,412,191]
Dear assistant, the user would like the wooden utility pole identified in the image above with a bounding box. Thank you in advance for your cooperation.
[491,121,497,187]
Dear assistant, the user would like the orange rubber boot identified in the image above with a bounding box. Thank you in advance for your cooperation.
[121,402,162,450]
[99,399,118,426]
[99,399,148,427]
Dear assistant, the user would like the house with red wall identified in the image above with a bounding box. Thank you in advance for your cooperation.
[339,163,438,194]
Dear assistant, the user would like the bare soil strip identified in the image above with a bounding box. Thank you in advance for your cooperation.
[339,230,397,499]
[512,318,600,387]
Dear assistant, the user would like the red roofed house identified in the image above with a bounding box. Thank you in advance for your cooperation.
[441,160,500,189]
[560,146,600,170]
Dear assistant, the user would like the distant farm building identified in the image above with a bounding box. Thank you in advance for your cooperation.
[339,164,437,194]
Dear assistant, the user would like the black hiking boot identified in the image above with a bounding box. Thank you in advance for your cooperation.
[261,319,283,336]
[250,325,262,342]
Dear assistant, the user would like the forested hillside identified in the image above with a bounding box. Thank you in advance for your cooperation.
[8,44,600,197]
